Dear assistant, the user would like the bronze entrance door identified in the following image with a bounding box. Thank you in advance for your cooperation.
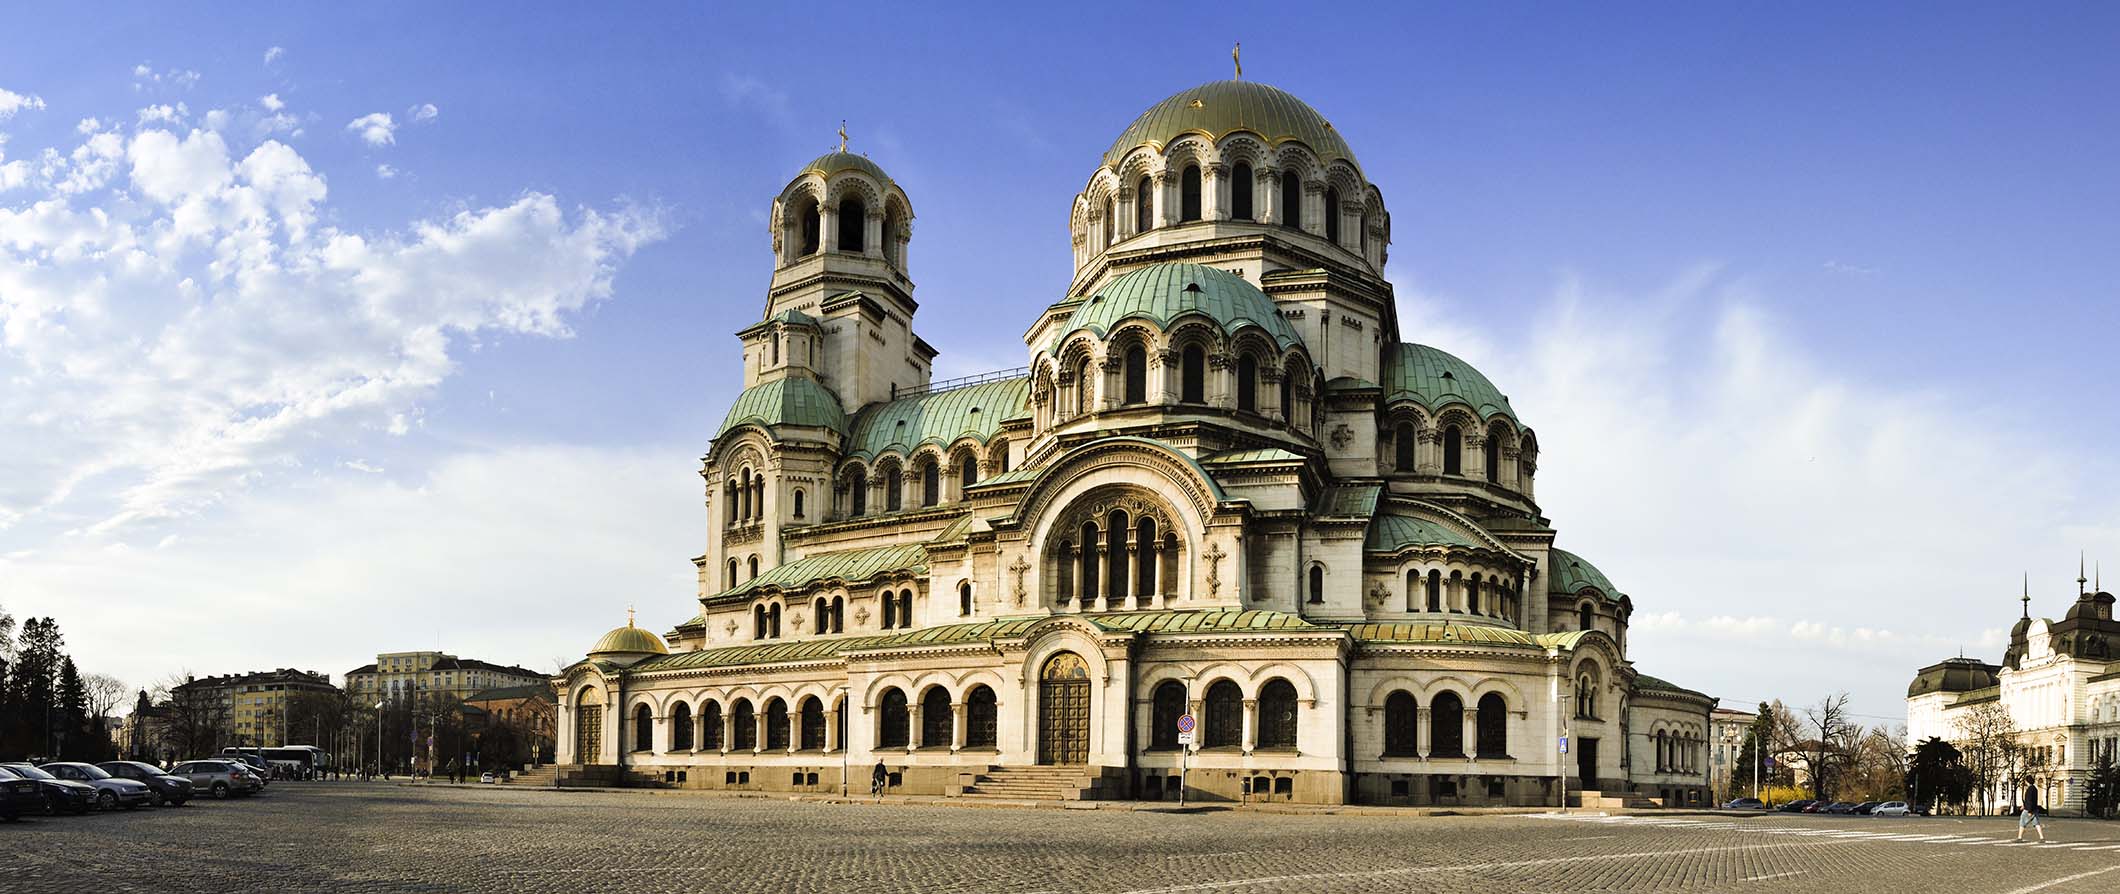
[1037,652,1091,765]
[575,705,603,764]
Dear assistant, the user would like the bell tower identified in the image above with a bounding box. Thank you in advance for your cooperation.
[761,133,934,410]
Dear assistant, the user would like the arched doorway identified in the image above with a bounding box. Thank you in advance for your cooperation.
[574,688,603,764]
[1037,651,1091,765]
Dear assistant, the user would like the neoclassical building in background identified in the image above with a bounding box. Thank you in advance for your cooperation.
[1907,577,2120,814]
[557,77,1714,806]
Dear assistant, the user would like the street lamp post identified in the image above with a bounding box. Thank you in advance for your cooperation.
[837,686,850,798]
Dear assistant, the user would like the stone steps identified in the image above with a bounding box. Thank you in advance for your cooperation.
[956,765,1100,801]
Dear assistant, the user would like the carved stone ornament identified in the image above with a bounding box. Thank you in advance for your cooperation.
[1204,542,1226,597]
[854,606,871,625]
[723,620,738,638]
[1329,424,1354,449]
[1368,583,1390,606]
[788,610,805,631]
[1009,555,1031,606]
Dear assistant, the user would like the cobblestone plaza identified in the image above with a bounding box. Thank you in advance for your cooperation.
[12,784,2120,893]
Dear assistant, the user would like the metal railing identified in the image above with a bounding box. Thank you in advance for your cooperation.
[893,366,1029,399]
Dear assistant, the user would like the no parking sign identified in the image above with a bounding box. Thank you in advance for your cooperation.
[1176,713,1196,746]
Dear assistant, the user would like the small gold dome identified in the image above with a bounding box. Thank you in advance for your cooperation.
[589,616,668,657]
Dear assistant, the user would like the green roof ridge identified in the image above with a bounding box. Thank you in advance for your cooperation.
[844,377,1030,460]
[717,376,848,439]
[1381,342,1517,423]
[1052,263,1303,354]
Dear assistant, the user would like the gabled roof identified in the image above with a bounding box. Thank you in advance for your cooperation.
[844,377,1029,461]
[1381,342,1518,423]
[703,542,929,605]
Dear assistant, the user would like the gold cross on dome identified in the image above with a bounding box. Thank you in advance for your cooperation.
[838,120,848,153]
[627,604,636,627]
[1232,42,1242,80]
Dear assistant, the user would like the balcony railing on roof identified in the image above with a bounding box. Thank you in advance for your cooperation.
[892,366,1029,399]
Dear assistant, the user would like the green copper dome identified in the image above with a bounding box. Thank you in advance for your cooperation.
[1547,547,1624,603]
[844,377,1029,461]
[1104,80,1357,170]
[798,151,893,185]
[1381,343,1518,423]
[1055,263,1302,352]
[717,376,848,439]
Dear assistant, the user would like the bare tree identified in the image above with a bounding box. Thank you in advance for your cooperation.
[84,673,128,722]
[1957,701,2015,815]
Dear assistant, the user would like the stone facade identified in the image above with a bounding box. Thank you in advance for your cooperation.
[557,78,1714,806]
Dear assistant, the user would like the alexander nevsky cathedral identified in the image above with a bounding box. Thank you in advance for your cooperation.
[555,75,1716,807]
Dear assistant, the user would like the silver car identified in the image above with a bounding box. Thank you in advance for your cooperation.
[37,762,151,810]
[169,760,263,798]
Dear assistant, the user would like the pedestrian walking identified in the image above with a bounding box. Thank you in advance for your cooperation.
[2016,784,2046,842]
[871,761,888,801]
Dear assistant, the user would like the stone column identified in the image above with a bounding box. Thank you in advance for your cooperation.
[1464,432,1488,482]
[695,711,707,753]
[1203,163,1226,220]
[1241,698,1258,754]
[1463,712,1478,761]
[1257,167,1278,225]
[1417,707,1433,759]
[752,711,766,754]
[906,704,923,754]
[654,714,668,754]
[1303,183,1325,237]
[716,712,729,755]
[1151,172,1172,228]
[823,703,839,754]
[784,704,798,754]
[951,702,968,753]
[1125,537,1141,611]
[864,210,884,258]
[819,204,839,253]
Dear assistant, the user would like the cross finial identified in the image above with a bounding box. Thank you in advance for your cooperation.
[2080,550,2090,596]
[838,120,848,153]
[1232,42,1242,80]
[627,603,636,627]
[2022,572,2030,619]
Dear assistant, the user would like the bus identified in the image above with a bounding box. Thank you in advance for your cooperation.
[221,746,333,779]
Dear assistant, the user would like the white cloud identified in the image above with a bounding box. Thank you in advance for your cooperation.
[131,64,201,91]
[409,103,438,123]
[0,87,47,119]
[263,46,285,66]
[375,163,397,179]
[261,93,285,112]
[75,117,102,134]
[346,112,395,146]
[136,102,188,126]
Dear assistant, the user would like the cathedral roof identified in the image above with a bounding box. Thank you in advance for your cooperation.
[1381,343,1519,423]
[797,150,893,186]
[703,542,930,605]
[844,376,1030,461]
[1633,672,1713,701]
[589,622,668,658]
[1364,512,1482,553]
[1547,547,1626,603]
[717,375,848,439]
[1054,263,1302,352]
[1103,80,1357,170]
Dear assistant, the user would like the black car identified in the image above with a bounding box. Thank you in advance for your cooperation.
[0,764,94,815]
[1777,799,1816,813]
[0,767,44,820]
[97,760,194,807]
[1853,801,1883,815]
[1724,798,1766,810]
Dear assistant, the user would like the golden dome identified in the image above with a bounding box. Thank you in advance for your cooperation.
[1103,80,1357,170]
[589,617,668,657]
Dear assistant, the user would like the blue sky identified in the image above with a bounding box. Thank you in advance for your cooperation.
[3,3,2116,723]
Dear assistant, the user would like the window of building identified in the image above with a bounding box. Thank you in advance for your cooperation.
[1180,346,1206,404]
[798,199,820,256]
[1180,165,1202,222]
[1280,171,1302,229]
[749,556,759,580]
[1123,345,1147,404]
[920,462,939,507]
[1442,425,1462,475]
[959,455,977,491]
[1258,679,1298,749]
[1476,694,1508,758]
[1485,435,1501,483]
[792,489,805,519]
[882,591,896,630]
[631,704,653,752]
[764,698,789,751]
[1135,176,1153,232]
[1151,681,1186,749]
[1576,673,1598,719]
[898,590,913,628]
[1579,602,1595,633]
[768,602,781,638]
[1429,692,1465,757]
[1427,570,1442,612]
[1384,691,1418,756]
[837,198,865,252]
[959,582,972,617]
[1324,187,1340,243]
[1204,680,1243,748]
[965,686,997,749]
[920,687,953,748]
[849,470,867,517]
[670,702,693,751]
[1102,197,1114,247]
[1394,422,1416,470]
[799,697,825,750]
[1308,564,1324,605]
[878,689,909,749]
[1231,162,1254,220]
[885,466,902,512]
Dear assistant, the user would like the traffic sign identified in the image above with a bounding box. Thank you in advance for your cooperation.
[1176,713,1196,746]
[1559,735,1569,754]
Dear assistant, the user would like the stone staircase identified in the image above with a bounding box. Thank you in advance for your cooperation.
[951,765,1107,801]
[504,765,556,786]
[1570,789,1663,810]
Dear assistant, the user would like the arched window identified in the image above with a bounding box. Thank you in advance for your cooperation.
[898,589,913,628]
[749,556,760,581]
[1236,355,1258,413]
[813,597,829,634]
[1656,730,1668,771]
[738,469,753,519]
[1394,422,1416,471]
[1204,680,1243,748]
[797,198,821,256]
[958,581,972,617]
[1231,162,1254,220]
[1427,570,1442,612]
[1079,521,1100,603]
[1485,434,1501,483]
[1151,681,1186,748]
[632,704,653,752]
[1576,673,1597,719]
[959,455,977,491]
[920,462,938,507]
[1258,679,1298,749]
[763,698,788,751]
[1135,517,1158,597]
[1430,692,1465,757]
[884,466,902,511]
[881,590,897,630]
[1123,345,1147,404]
[798,697,825,750]
[1279,370,1293,420]
[1180,164,1202,221]
[1105,510,1129,602]
[700,701,723,750]
[1308,564,1325,605]
[837,197,865,252]
[1468,573,1483,615]
[1180,345,1206,403]
[878,689,909,748]
[1135,176,1153,233]
[670,702,693,751]
[727,559,737,589]
[793,489,805,519]
[1442,425,1462,475]
[1056,539,1074,603]
[1384,691,1418,756]
[1324,187,1340,244]
[1477,693,1508,758]
[1280,171,1302,230]
[920,687,952,748]
[730,699,755,750]
[830,595,844,633]
[768,601,780,637]
[849,469,867,517]
[965,686,997,748]
[1101,197,1114,247]
[1579,602,1595,633]
[992,438,1011,473]
[753,605,766,640]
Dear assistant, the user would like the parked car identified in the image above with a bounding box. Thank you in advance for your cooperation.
[1724,798,1767,810]
[168,760,262,799]
[1824,802,1859,814]
[38,762,151,811]
[96,761,194,807]
[221,753,273,786]
[1777,799,1816,813]
[478,771,496,784]
[1872,801,1915,817]
[1853,801,1883,815]
[0,766,46,821]
[0,763,95,815]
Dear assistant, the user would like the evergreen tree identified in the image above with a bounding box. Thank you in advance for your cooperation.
[57,657,89,759]
[12,617,64,758]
